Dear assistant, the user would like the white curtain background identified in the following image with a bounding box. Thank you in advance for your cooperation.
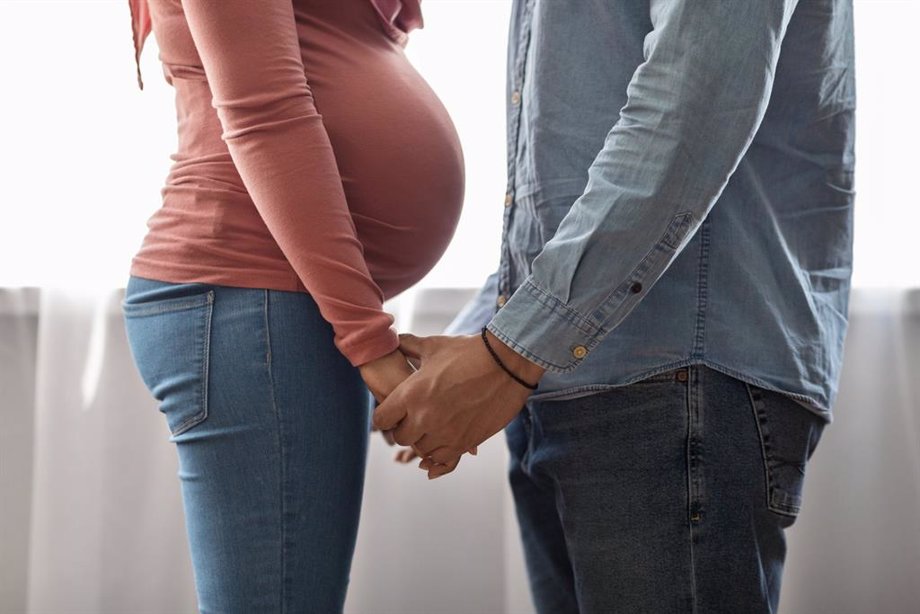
[2,1,919,613]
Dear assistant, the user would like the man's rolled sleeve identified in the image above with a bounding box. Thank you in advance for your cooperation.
[487,278,596,371]
[488,206,696,372]
[487,0,799,373]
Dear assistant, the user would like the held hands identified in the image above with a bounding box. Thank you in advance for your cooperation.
[372,330,545,479]
[358,346,475,463]
[358,347,424,462]
[358,346,416,404]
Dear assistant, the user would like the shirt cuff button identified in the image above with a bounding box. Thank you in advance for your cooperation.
[497,294,507,308]
[630,281,643,294]
[572,345,588,359]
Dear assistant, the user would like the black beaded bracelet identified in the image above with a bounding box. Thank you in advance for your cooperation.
[480,326,539,390]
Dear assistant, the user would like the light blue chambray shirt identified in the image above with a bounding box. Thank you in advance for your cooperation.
[446,0,855,422]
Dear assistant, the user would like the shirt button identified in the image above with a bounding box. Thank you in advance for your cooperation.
[497,294,507,308]
[504,193,513,207]
[630,281,643,294]
[511,90,521,105]
[572,345,588,359]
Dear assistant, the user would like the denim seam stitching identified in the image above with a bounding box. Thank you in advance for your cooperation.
[169,291,214,435]
[752,382,802,516]
[746,382,791,518]
[686,366,700,612]
[263,289,287,613]
[196,292,213,431]
[120,292,212,318]
[692,218,710,357]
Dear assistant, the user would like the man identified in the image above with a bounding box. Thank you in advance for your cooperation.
[374,1,855,611]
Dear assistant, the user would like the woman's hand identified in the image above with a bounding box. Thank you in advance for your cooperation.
[358,347,416,404]
[359,348,421,461]
[358,346,477,464]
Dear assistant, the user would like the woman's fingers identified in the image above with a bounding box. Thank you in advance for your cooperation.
[381,429,397,446]
[427,455,461,479]
[394,447,418,463]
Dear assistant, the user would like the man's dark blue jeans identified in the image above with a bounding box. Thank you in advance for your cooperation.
[505,365,827,613]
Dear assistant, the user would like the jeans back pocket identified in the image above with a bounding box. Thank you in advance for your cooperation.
[122,287,215,437]
[745,382,826,522]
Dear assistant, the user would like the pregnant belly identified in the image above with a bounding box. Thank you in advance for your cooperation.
[300,10,465,300]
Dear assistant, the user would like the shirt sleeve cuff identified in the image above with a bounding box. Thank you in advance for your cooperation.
[485,278,600,373]
[339,327,400,368]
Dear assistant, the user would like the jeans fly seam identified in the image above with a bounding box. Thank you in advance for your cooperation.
[692,218,710,357]
[685,366,700,612]
[263,289,286,613]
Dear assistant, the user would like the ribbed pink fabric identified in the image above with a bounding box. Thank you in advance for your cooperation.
[128,0,423,89]
[125,0,463,367]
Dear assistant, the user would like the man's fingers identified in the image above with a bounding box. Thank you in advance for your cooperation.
[428,455,461,479]
[418,456,446,471]
[413,434,443,456]
[381,429,396,446]
[372,392,407,431]
[397,333,427,359]
[392,417,425,447]
[395,448,418,463]
[427,445,462,466]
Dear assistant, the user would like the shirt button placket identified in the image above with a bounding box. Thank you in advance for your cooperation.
[499,0,535,306]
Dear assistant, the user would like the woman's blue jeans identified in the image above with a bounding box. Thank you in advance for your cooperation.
[122,275,372,614]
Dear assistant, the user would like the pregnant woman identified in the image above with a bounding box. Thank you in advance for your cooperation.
[120,0,463,611]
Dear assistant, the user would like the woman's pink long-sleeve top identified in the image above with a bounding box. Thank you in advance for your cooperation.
[126,0,436,367]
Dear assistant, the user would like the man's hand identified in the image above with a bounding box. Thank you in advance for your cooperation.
[372,330,545,479]
[360,348,474,463]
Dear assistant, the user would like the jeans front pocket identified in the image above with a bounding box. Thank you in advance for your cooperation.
[122,283,215,437]
[745,382,826,522]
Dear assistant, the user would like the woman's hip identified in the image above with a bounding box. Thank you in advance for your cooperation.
[122,275,371,611]
[121,274,371,445]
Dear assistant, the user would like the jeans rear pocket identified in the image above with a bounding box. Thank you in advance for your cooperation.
[745,382,826,522]
[122,288,215,437]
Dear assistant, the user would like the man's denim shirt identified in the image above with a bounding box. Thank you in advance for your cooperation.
[448,0,855,422]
